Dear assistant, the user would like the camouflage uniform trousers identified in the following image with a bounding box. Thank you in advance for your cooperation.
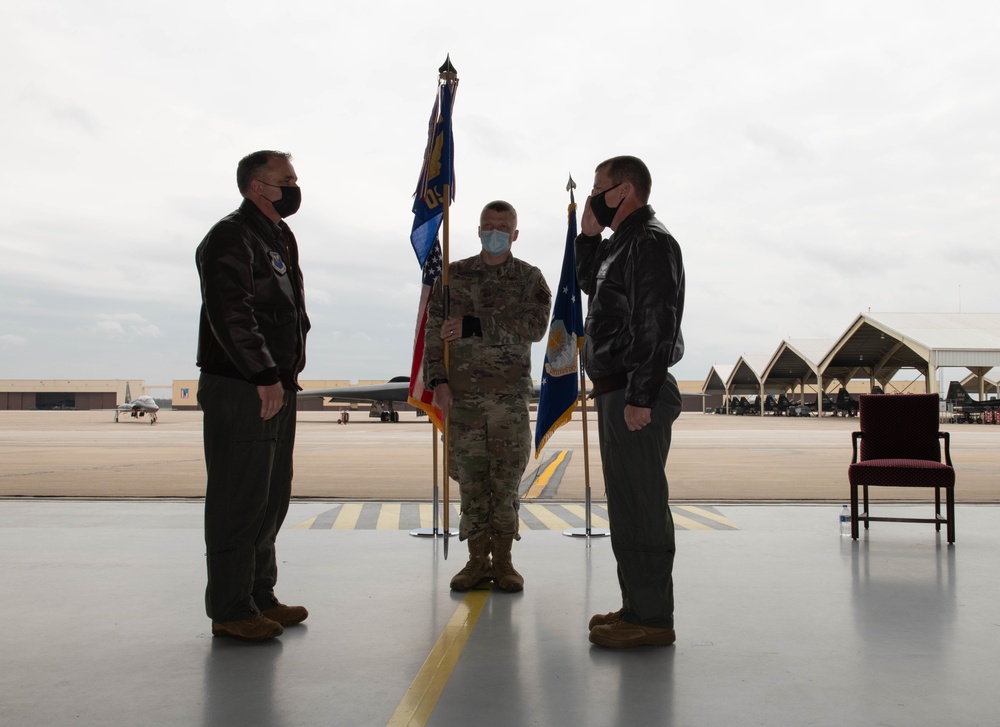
[448,392,531,541]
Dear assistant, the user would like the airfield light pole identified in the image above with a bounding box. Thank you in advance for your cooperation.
[561,175,608,539]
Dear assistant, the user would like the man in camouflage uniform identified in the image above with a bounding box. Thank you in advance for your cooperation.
[423,200,551,592]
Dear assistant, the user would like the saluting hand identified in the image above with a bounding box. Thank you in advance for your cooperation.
[581,195,605,237]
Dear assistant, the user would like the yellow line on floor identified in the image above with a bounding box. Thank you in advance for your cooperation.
[333,503,363,530]
[678,505,739,529]
[419,503,433,529]
[386,590,489,727]
[561,503,610,528]
[524,450,567,499]
[671,511,712,530]
[291,515,317,530]
[377,503,402,530]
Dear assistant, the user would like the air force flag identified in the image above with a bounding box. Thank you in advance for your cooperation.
[534,200,585,457]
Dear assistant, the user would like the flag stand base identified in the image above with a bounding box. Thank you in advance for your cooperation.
[410,528,458,538]
[563,528,610,538]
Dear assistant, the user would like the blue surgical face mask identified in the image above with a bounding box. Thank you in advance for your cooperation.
[481,229,511,256]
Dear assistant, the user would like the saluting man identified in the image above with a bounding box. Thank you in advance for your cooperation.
[576,156,686,649]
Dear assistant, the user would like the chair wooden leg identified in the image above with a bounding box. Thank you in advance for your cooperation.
[862,484,870,530]
[850,484,859,539]
[935,487,942,532]
[947,487,956,544]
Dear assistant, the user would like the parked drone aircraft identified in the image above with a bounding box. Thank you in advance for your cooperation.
[298,376,416,422]
[945,381,1000,422]
[114,395,159,425]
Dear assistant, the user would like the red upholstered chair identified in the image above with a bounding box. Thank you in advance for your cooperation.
[848,394,955,543]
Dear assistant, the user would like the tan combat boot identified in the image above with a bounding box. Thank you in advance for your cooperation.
[491,535,523,592]
[449,534,493,591]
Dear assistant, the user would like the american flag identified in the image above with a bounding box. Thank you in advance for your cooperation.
[407,241,443,427]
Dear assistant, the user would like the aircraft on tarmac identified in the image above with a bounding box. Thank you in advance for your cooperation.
[114,383,159,424]
[114,396,160,424]
[297,376,547,422]
[299,376,701,422]
[944,380,1000,422]
[298,376,415,422]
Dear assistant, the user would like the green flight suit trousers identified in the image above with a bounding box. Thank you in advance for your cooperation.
[199,373,296,622]
[595,375,683,629]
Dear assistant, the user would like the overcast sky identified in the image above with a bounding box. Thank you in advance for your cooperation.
[2,1,998,390]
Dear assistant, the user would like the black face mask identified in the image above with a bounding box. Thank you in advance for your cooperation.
[589,183,622,228]
[260,181,302,218]
[270,185,301,218]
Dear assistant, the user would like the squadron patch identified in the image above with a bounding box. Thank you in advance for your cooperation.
[269,251,288,275]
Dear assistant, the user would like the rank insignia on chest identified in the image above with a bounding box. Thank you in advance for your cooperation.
[269,251,288,275]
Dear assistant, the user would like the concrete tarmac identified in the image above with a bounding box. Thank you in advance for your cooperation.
[1,409,997,501]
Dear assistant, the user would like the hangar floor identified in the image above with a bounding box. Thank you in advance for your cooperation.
[2,499,998,727]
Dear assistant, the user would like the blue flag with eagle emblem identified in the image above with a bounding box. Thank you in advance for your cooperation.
[409,79,455,268]
[408,74,457,427]
[534,200,584,457]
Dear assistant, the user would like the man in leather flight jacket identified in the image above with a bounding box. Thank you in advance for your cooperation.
[195,150,311,643]
[575,156,686,649]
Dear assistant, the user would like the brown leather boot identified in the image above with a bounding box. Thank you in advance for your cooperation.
[261,603,309,627]
[588,609,623,630]
[491,535,523,592]
[449,534,492,591]
[211,614,283,642]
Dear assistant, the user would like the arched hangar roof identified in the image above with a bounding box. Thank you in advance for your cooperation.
[701,364,734,395]
[762,339,835,390]
[820,313,1000,386]
[726,354,784,394]
[962,368,999,396]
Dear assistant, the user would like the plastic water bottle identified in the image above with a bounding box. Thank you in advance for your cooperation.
[839,505,851,536]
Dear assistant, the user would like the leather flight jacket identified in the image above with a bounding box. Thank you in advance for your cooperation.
[196,199,310,389]
[575,205,685,408]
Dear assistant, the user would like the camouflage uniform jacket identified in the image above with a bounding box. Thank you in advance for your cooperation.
[423,253,551,400]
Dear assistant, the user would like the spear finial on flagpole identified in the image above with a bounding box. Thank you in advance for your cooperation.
[566,173,576,205]
[439,54,458,80]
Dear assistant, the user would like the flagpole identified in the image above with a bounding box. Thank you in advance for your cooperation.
[441,180,451,555]
[407,56,458,543]
[432,423,439,534]
[561,174,608,539]
[439,56,458,556]
[577,350,597,534]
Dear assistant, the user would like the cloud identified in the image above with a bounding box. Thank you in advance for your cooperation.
[0,334,27,347]
[82,314,163,340]
[2,1,999,386]
[745,123,812,162]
